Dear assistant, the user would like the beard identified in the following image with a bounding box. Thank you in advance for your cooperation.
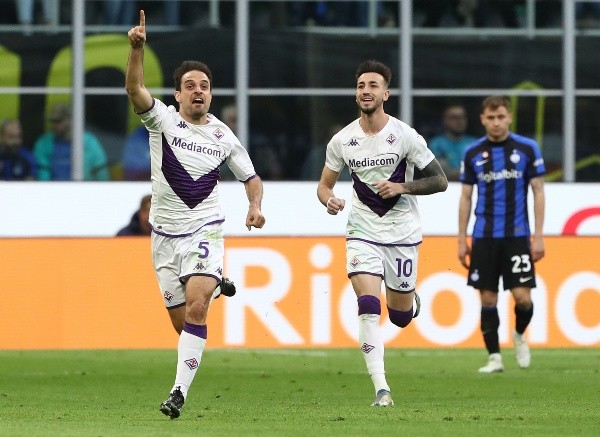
[184,105,208,120]
[358,101,378,115]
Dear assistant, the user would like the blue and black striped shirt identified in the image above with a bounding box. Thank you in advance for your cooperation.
[460,133,545,239]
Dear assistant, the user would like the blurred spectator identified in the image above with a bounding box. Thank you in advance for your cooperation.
[220,104,237,133]
[33,103,110,181]
[420,0,478,27]
[419,0,523,28]
[217,103,283,181]
[0,119,38,180]
[287,2,325,26]
[301,123,351,181]
[122,125,150,181]
[474,0,522,28]
[218,104,239,181]
[428,103,477,181]
[286,1,389,27]
[102,1,180,25]
[102,0,135,25]
[116,193,152,236]
[15,0,58,32]
[250,131,284,180]
[577,2,600,28]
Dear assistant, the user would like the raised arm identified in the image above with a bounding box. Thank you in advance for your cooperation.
[125,10,153,113]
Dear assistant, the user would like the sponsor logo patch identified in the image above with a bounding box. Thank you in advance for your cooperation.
[185,358,199,370]
[213,128,224,140]
[361,343,375,353]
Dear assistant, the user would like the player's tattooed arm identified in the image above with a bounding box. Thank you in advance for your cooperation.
[374,158,448,198]
[409,158,449,194]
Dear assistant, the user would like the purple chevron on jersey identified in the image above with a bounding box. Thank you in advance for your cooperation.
[161,134,219,209]
[351,158,407,217]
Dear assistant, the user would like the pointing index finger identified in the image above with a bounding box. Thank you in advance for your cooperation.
[139,10,145,29]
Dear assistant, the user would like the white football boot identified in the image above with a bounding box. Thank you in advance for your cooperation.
[478,353,504,373]
[512,330,531,368]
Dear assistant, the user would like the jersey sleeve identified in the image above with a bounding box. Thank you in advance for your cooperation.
[528,142,546,178]
[459,149,477,185]
[405,127,435,170]
[324,136,345,173]
[138,98,170,133]
[226,138,257,182]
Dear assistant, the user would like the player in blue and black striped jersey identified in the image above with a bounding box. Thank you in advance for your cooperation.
[458,96,546,374]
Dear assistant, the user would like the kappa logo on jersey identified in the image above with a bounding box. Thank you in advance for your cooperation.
[177,121,188,129]
[216,267,223,276]
[213,128,224,140]
[399,282,410,289]
[184,358,199,370]
[195,262,205,271]
[350,256,361,268]
[347,138,359,147]
[163,290,174,303]
[361,343,375,354]
[386,133,397,145]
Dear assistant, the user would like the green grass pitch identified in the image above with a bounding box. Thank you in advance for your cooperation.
[0,348,598,436]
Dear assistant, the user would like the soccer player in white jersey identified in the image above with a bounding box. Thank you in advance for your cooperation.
[317,60,448,407]
[126,10,265,419]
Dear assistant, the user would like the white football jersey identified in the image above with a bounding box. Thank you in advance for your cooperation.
[325,116,434,244]
[139,98,256,236]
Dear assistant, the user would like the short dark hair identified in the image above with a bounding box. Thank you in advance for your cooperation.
[482,95,511,113]
[355,60,392,86]
[173,60,213,91]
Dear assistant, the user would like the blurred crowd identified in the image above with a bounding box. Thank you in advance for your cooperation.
[2,1,598,30]
[1,100,478,182]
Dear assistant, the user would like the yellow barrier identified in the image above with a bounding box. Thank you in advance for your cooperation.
[1,237,598,350]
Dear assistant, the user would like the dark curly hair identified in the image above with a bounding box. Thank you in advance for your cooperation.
[173,60,213,91]
[355,60,392,86]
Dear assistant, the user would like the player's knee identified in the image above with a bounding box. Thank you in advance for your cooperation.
[388,306,413,328]
[357,295,381,315]
[514,296,532,309]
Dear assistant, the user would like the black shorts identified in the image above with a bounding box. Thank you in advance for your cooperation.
[467,237,537,292]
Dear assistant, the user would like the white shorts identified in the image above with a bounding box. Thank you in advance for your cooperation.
[152,223,224,308]
[346,238,420,293]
